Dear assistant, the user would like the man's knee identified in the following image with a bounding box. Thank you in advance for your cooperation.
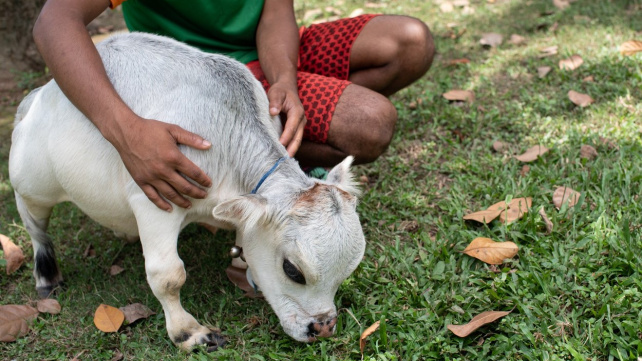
[352,97,397,164]
[396,16,435,74]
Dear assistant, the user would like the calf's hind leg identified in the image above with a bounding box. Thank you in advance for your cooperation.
[133,202,225,351]
[15,192,63,298]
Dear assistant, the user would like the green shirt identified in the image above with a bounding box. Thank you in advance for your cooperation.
[122,0,265,63]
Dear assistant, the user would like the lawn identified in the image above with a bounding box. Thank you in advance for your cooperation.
[1,0,641,360]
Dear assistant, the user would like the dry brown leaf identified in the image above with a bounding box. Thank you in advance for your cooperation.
[440,2,454,13]
[463,237,519,265]
[539,207,554,234]
[443,90,475,103]
[480,33,503,47]
[447,310,511,337]
[583,75,594,82]
[553,0,570,10]
[83,244,96,258]
[463,209,503,224]
[599,136,618,150]
[36,299,61,315]
[508,34,526,45]
[520,165,531,177]
[0,234,25,275]
[559,54,584,70]
[0,304,39,342]
[492,140,508,152]
[568,90,594,107]
[109,265,125,276]
[537,66,552,78]
[514,145,549,162]
[499,197,532,224]
[119,303,156,324]
[360,320,381,354]
[94,304,125,333]
[620,40,642,56]
[399,220,419,233]
[553,187,581,209]
[580,144,598,160]
[349,8,364,18]
[539,45,558,58]
[446,58,471,66]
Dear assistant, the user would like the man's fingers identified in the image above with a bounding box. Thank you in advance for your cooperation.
[268,88,285,116]
[140,184,172,212]
[286,120,306,156]
[168,170,208,200]
[170,125,212,150]
[154,180,192,209]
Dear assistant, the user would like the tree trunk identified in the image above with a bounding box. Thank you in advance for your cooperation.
[0,0,47,72]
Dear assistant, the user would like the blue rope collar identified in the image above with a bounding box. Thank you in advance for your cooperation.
[251,157,287,194]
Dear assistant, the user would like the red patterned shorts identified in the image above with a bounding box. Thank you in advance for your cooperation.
[247,14,379,143]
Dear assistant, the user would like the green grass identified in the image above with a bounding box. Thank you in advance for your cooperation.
[2,0,642,360]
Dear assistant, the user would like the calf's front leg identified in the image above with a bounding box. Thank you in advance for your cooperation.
[133,200,225,351]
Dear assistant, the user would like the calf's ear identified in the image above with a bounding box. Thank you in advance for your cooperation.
[325,156,360,197]
[212,195,267,228]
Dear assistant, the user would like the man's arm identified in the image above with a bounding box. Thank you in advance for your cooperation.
[256,0,306,156]
[33,0,212,211]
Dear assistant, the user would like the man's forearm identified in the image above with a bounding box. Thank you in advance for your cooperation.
[256,0,299,88]
[33,0,134,143]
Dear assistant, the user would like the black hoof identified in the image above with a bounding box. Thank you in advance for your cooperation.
[205,332,226,351]
[36,282,63,299]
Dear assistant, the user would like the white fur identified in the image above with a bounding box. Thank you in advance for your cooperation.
[9,33,365,349]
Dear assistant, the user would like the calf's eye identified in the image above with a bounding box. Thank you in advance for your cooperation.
[283,259,306,285]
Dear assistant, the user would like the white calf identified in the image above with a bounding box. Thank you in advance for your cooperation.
[9,33,366,350]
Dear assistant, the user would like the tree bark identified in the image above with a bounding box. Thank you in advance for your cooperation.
[0,0,47,72]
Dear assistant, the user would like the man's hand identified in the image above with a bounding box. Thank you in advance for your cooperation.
[111,116,213,211]
[268,81,306,156]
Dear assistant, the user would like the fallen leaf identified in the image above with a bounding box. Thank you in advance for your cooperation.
[463,237,519,265]
[499,197,532,224]
[568,90,594,107]
[349,8,364,18]
[559,54,583,70]
[0,305,39,342]
[360,320,381,354]
[537,66,552,78]
[463,209,503,224]
[520,165,531,176]
[447,310,511,337]
[111,350,124,361]
[553,187,581,209]
[580,144,598,160]
[539,45,558,57]
[508,34,526,45]
[94,304,125,333]
[443,90,475,103]
[365,2,387,8]
[36,299,61,315]
[399,220,419,233]
[119,303,156,324]
[83,244,95,258]
[599,136,618,150]
[620,40,642,56]
[446,58,471,66]
[538,207,553,234]
[514,145,549,162]
[0,234,25,275]
[440,2,454,13]
[492,140,508,152]
[109,265,125,276]
[583,75,594,82]
[303,9,323,22]
[549,22,559,32]
[225,266,263,298]
[552,0,570,10]
[480,33,503,48]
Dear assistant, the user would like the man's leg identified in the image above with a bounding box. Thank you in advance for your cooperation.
[294,83,397,167]
[348,15,435,96]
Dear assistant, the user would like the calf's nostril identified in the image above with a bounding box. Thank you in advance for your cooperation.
[307,322,319,338]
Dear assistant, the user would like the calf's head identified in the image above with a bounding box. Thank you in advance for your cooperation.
[212,157,365,341]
